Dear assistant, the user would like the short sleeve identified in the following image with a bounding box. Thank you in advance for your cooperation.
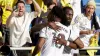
[29,12,37,21]
[39,27,47,38]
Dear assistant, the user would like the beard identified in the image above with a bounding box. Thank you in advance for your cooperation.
[64,21,70,26]
[67,21,71,26]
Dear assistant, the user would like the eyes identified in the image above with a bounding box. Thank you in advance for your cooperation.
[65,10,73,17]
[66,13,73,17]
[87,7,94,10]
[86,6,95,11]
[18,6,25,8]
[18,3,25,9]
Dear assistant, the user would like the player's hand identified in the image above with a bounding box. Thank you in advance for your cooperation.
[54,34,66,45]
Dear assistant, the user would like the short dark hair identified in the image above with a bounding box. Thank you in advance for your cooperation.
[0,8,3,16]
[17,1,25,5]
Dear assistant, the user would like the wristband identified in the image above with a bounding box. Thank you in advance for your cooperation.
[66,41,70,46]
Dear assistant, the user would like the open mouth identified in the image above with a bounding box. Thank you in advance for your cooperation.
[19,11,23,12]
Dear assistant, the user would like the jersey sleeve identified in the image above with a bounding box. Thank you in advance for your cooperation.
[29,12,36,21]
[39,27,47,39]
[69,25,80,41]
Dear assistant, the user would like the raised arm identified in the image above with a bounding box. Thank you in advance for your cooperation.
[6,12,13,27]
[6,11,18,27]
[32,0,41,17]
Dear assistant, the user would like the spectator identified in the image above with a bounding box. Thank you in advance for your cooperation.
[73,0,100,55]
[0,7,3,45]
[21,0,32,12]
[6,0,41,56]
[0,0,18,45]
[0,7,3,34]
[32,6,83,56]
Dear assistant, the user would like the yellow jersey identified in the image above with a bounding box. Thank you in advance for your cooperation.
[0,0,17,24]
